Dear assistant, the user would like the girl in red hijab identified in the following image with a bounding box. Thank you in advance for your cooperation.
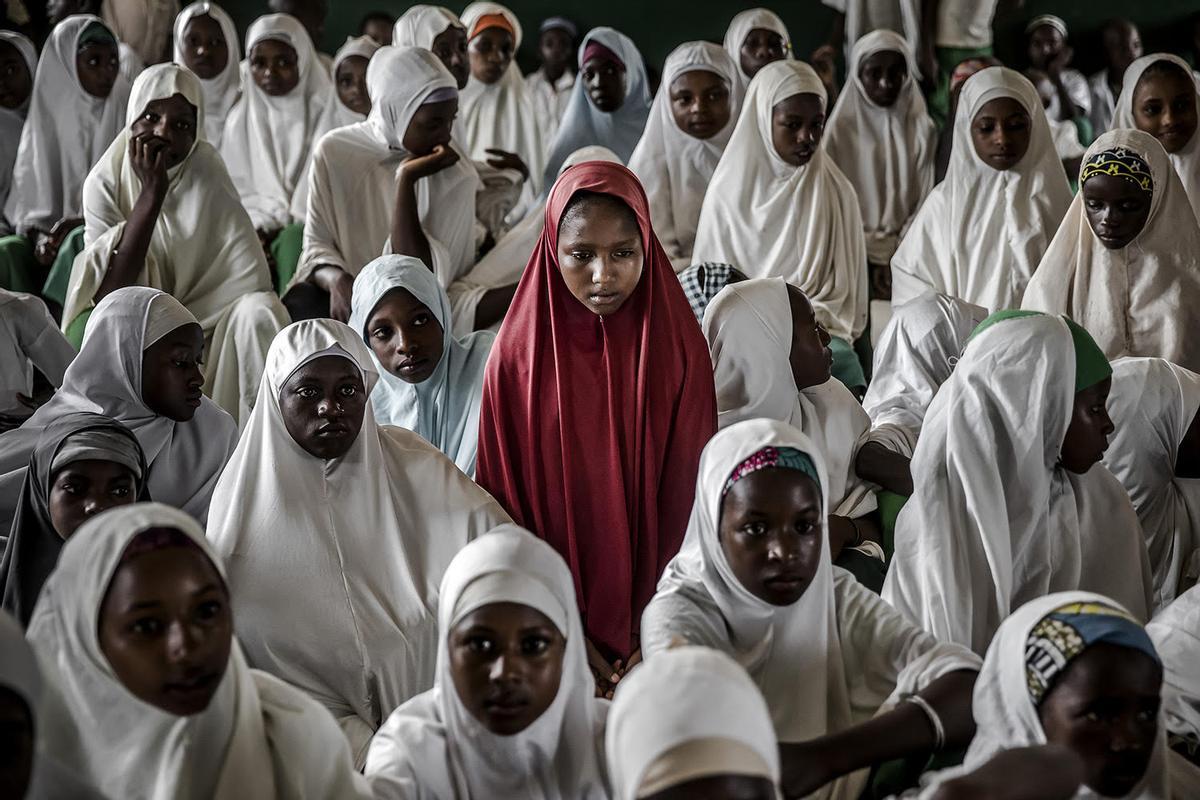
[475,161,716,692]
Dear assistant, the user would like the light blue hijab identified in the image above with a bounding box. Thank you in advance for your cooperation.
[349,256,495,476]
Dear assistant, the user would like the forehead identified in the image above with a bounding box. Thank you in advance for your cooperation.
[77,41,117,58]
[251,38,297,59]
[472,26,513,45]
[1030,25,1064,44]
[285,354,362,383]
[670,68,726,93]
[745,27,783,44]
[106,545,222,602]
[861,50,905,71]
[558,194,639,239]
[453,601,557,631]
[1081,172,1148,199]
[772,92,823,117]
[725,466,821,508]
[974,95,1027,119]
[184,14,223,37]
[143,93,197,116]
[583,56,622,72]
[1135,68,1195,97]
[369,287,427,318]
[52,458,135,480]
[151,322,205,351]
[336,55,369,75]
[786,284,813,320]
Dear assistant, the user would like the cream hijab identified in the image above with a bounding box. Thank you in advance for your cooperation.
[330,35,380,127]
[365,525,609,799]
[722,8,793,90]
[392,5,463,49]
[3,15,132,236]
[892,67,1071,312]
[1023,129,1200,374]
[1105,358,1200,608]
[0,31,37,234]
[824,29,936,265]
[206,319,509,763]
[172,2,241,145]
[628,41,742,271]
[882,314,1154,655]
[1114,53,1200,225]
[694,61,868,341]
[1147,585,1200,795]
[220,13,338,230]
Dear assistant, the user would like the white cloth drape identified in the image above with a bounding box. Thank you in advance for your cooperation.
[526,67,575,148]
[101,0,179,65]
[822,1,921,70]
[392,5,462,50]
[1147,585,1200,796]
[0,290,74,419]
[721,8,793,91]
[0,31,37,234]
[171,2,241,146]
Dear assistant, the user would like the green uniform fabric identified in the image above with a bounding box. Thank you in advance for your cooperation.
[41,225,86,308]
[929,45,994,129]
[0,235,39,293]
[269,223,304,293]
[830,335,867,394]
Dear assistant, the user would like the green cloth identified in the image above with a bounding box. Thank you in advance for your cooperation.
[41,225,86,308]
[928,45,994,130]
[968,310,1112,392]
[878,490,908,560]
[64,308,92,350]
[269,223,304,293]
[0,235,39,293]
[829,335,867,394]
[77,21,116,49]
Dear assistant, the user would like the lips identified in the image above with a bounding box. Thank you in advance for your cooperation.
[316,423,351,437]
[763,572,804,589]
[163,670,219,699]
[484,693,530,716]
[395,357,429,377]
[185,391,202,408]
[588,291,622,310]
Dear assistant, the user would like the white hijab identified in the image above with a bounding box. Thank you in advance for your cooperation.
[722,8,793,90]
[882,313,1154,655]
[3,15,132,236]
[1147,584,1200,795]
[693,60,868,341]
[172,2,241,145]
[703,278,875,519]
[0,287,237,532]
[1114,53,1200,225]
[329,35,380,128]
[628,41,742,271]
[0,31,37,234]
[206,319,509,764]
[392,5,463,49]
[606,645,780,800]
[27,502,372,800]
[824,29,936,265]
[891,67,1071,312]
[542,27,651,187]
[365,525,609,799]
[1105,358,1200,609]
[348,255,495,477]
[862,291,987,458]
[220,13,338,231]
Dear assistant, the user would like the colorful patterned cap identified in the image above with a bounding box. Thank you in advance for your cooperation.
[1081,147,1153,196]
[722,446,821,497]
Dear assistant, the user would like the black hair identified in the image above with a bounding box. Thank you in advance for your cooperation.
[119,526,206,565]
[359,10,395,33]
[558,190,639,236]
[1141,57,1191,85]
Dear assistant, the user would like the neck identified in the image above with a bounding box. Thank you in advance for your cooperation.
[543,62,567,83]
[1107,65,1125,90]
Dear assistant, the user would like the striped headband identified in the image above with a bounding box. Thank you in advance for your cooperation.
[1081,147,1153,195]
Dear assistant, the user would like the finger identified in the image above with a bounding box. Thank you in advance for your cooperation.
[625,649,643,670]
[584,640,619,683]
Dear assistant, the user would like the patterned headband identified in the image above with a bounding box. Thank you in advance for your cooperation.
[722,446,821,497]
[1081,147,1153,196]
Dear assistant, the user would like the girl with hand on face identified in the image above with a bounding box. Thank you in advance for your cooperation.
[642,420,981,800]
[366,525,609,799]
[26,503,373,799]
[206,319,509,768]
[475,161,716,701]
[722,8,792,92]
[628,41,740,272]
[1023,130,1200,375]
[0,31,36,240]
[883,311,1155,656]
[329,34,379,127]
[172,2,240,147]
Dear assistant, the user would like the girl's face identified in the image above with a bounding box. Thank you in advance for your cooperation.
[140,323,205,423]
[0,40,33,110]
[180,14,229,81]
[970,97,1032,171]
[402,98,457,155]
[740,27,786,79]
[431,25,469,90]
[1132,69,1198,155]
[582,56,626,113]
[1038,643,1161,798]
[859,50,906,108]
[448,601,565,736]
[335,54,370,115]
[278,355,367,460]
[556,194,644,316]
[98,540,233,716]
[770,92,824,167]
[365,288,445,385]
[787,286,832,391]
[0,687,33,800]
[249,38,300,96]
[130,93,198,169]
[48,459,138,540]
[468,26,514,85]
[76,41,120,99]
[719,467,822,607]
[668,69,732,140]
[645,776,776,800]
[1027,24,1066,71]
[1060,378,1115,474]
[1102,22,1142,76]
[1082,174,1152,250]
[538,28,573,73]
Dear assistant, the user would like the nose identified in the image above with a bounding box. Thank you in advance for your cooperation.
[394,327,419,355]
[82,493,108,516]
[165,619,201,664]
[1110,716,1147,753]
[195,42,208,57]
[591,255,617,286]
[766,531,799,563]
[488,652,519,683]
[1101,409,1115,438]
[186,363,203,390]
[317,394,345,418]
[817,324,831,346]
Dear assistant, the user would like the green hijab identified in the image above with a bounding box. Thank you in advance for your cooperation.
[969,310,1111,392]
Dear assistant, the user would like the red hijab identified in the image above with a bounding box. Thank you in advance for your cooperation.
[476,162,716,660]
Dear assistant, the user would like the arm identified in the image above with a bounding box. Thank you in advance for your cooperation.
[472,283,519,330]
[391,145,460,271]
[931,745,1084,800]
[95,136,170,301]
[312,265,356,323]
[826,11,845,52]
[918,0,941,91]
[1046,50,1085,120]
[855,441,914,496]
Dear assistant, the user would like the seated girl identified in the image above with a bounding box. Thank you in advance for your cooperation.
[607,646,780,800]
[722,7,792,91]
[642,419,981,800]
[0,31,36,238]
[526,16,577,146]
[883,311,1154,655]
[892,67,1072,313]
[206,319,509,767]
[1147,585,1200,791]
[0,290,75,432]
[629,41,740,271]
[26,502,373,799]
[61,64,288,424]
[693,60,869,393]
[1,412,146,627]
[365,525,609,798]
[1024,130,1200,375]
[349,255,493,476]
[172,2,241,147]
[329,34,379,126]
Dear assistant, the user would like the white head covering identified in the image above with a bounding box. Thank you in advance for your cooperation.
[220,12,338,230]
[392,4,463,49]
[348,255,495,476]
[722,8,793,89]
[823,29,936,265]
[862,292,987,458]
[0,31,37,234]
[882,313,1154,655]
[693,60,868,341]
[606,645,779,800]
[172,2,241,145]
[1114,53,1200,225]
[1147,585,1200,786]
[1023,129,1200,374]
[542,27,651,186]
[891,67,1072,312]
[206,319,509,763]
[1105,358,1200,608]
[628,41,742,271]
[329,34,380,127]
[3,15,132,236]
[364,525,609,799]
[0,287,237,531]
